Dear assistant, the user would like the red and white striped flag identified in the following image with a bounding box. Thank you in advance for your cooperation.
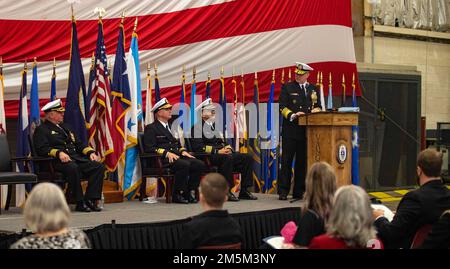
[88,19,115,171]
[0,0,359,118]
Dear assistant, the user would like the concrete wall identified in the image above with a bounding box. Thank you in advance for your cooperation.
[353,0,450,130]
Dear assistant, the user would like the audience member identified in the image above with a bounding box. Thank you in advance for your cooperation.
[373,149,450,249]
[288,162,337,248]
[10,183,91,249]
[179,173,242,249]
[309,185,383,249]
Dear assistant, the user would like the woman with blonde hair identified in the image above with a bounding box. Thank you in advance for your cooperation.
[309,185,383,249]
[290,162,337,247]
[10,183,91,249]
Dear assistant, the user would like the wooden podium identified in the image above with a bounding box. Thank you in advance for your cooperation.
[298,112,358,187]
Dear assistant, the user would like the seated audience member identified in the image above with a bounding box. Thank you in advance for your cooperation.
[419,210,450,249]
[373,149,450,249]
[309,185,383,249]
[285,162,337,248]
[179,173,242,249]
[10,183,91,249]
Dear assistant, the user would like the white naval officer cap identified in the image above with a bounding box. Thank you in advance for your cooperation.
[195,98,215,112]
[295,62,314,75]
[41,99,65,113]
[151,97,173,112]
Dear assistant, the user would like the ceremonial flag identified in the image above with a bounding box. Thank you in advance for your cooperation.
[89,17,115,170]
[50,58,56,101]
[144,64,154,126]
[248,73,262,192]
[29,59,40,136]
[15,63,29,206]
[111,17,131,173]
[351,73,360,185]
[123,22,143,199]
[327,73,334,110]
[65,19,88,144]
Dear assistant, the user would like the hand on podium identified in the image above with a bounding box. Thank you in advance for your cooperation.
[311,108,321,113]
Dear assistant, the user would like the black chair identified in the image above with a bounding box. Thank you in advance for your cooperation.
[137,132,175,203]
[28,134,66,185]
[0,135,37,214]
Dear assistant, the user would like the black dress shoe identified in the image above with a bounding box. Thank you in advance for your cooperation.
[85,200,102,212]
[227,192,240,202]
[279,194,288,201]
[75,202,91,212]
[239,190,258,200]
[172,194,189,204]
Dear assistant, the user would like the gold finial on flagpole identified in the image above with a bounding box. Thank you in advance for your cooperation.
[133,17,138,32]
[320,71,323,85]
[220,66,224,78]
[154,63,158,76]
[352,73,355,86]
[24,60,27,71]
[272,70,275,81]
[281,69,285,83]
[53,58,56,68]
[71,4,74,22]
[121,11,125,24]
[254,72,258,80]
[208,71,211,81]
[0,56,3,76]
[147,63,151,77]
[94,7,106,20]
[288,69,291,81]
[193,66,197,81]
[317,71,320,85]
[329,72,332,87]
[241,68,244,79]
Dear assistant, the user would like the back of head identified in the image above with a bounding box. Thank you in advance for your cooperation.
[24,183,70,234]
[417,149,443,178]
[303,162,337,220]
[327,185,376,248]
[200,173,229,208]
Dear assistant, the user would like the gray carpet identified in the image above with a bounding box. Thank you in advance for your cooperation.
[0,193,303,233]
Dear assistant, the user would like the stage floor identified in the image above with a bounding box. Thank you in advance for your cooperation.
[0,193,303,233]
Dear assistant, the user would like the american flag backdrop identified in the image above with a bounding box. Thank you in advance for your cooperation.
[0,0,359,118]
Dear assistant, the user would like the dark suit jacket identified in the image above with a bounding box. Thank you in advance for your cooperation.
[33,120,94,162]
[420,211,450,249]
[189,120,233,154]
[179,210,242,249]
[143,120,187,156]
[278,81,321,140]
[374,180,450,249]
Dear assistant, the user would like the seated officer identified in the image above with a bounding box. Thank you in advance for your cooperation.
[190,98,257,202]
[143,98,206,204]
[33,99,105,212]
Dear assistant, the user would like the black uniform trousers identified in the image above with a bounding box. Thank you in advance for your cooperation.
[169,157,206,194]
[55,160,105,202]
[209,153,253,189]
[279,130,307,198]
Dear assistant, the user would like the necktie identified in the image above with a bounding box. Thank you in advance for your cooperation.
[301,85,307,96]
[165,124,172,134]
